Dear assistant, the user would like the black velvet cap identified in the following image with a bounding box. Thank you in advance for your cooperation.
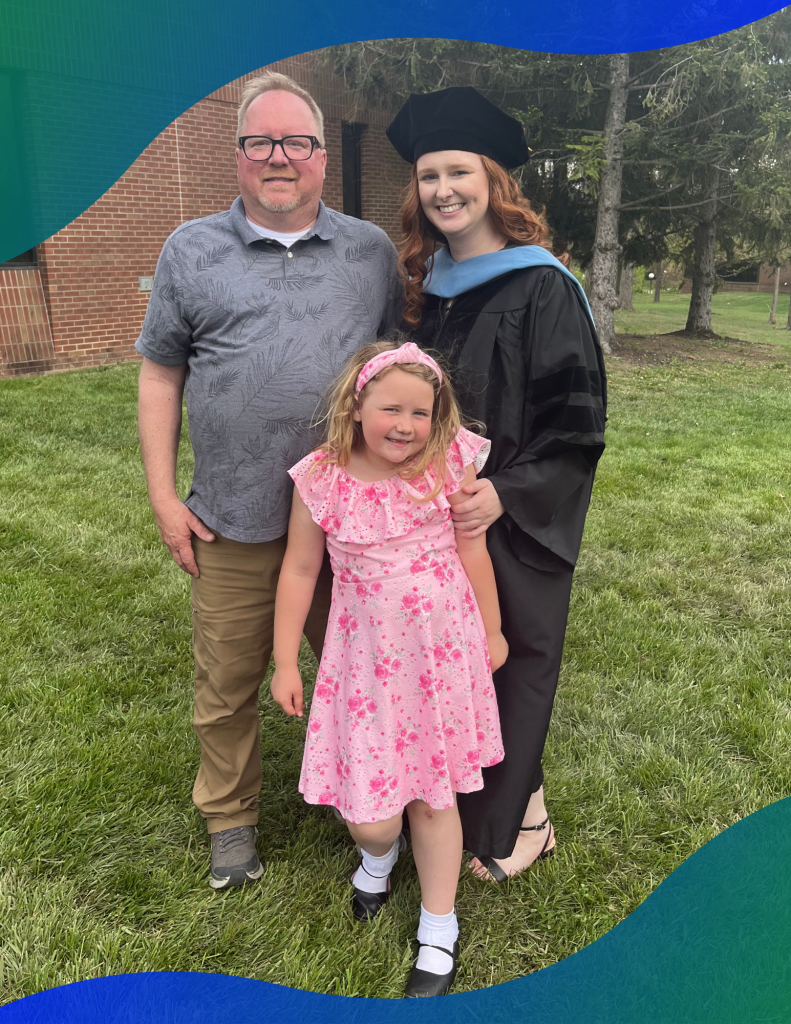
[386,87,529,169]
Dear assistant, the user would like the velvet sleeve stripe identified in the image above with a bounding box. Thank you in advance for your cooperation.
[530,403,606,436]
[523,432,606,467]
[527,365,605,403]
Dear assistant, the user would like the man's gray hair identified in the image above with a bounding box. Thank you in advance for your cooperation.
[237,72,325,148]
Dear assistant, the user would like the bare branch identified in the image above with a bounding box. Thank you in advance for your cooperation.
[620,193,734,213]
[616,184,685,210]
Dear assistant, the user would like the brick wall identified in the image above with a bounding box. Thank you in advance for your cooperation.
[1,53,404,378]
[0,268,56,374]
[33,96,244,374]
[37,121,182,373]
[360,123,411,242]
[322,118,344,214]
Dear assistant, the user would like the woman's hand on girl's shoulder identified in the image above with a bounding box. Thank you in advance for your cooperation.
[271,665,305,717]
[487,631,509,673]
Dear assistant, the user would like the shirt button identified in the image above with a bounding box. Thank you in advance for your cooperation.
[287,251,293,258]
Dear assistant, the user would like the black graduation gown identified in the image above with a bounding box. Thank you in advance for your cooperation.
[412,265,606,860]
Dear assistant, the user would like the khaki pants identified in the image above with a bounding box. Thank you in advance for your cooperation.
[191,532,332,834]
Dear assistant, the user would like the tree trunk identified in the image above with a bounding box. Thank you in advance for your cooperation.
[685,166,720,335]
[653,261,663,303]
[619,262,634,311]
[768,265,780,324]
[589,53,630,355]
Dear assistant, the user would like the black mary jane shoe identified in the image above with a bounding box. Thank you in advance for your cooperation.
[350,875,392,921]
[473,815,555,884]
[404,941,459,998]
[350,834,406,922]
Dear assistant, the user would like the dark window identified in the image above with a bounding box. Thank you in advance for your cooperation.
[717,264,759,283]
[1,248,38,269]
[342,122,365,219]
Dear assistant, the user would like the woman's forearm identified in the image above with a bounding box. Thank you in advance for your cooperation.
[456,534,502,637]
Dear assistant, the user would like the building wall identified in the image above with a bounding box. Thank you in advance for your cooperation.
[36,120,185,374]
[360,123,411,242]
[757,263,791,293]
[680,261,791,294]
[1,53,406,378]
[0,267,55,374]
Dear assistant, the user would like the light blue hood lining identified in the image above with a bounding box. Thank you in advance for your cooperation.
[423,245,594,323]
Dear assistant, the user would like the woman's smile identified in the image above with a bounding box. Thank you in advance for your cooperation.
[416,150,507,260]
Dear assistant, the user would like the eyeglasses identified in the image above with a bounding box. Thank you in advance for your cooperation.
[238,135,322,161]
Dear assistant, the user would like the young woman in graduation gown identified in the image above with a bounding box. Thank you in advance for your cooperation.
[386,88,607,882]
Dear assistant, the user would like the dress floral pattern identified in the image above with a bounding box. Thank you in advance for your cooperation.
[288,427,504,824]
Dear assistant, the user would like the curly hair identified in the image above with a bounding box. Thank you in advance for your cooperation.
[398,155,568,327]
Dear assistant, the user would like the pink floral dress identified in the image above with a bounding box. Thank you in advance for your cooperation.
[288,427,504,824]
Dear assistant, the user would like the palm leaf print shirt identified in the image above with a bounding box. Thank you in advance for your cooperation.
[136,197,400,542]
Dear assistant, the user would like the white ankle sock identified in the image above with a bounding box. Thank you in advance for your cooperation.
[352,837,401,894]
[416,905,458,974]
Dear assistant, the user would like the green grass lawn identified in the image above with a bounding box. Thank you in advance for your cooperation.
[2,331,791,1001]
[616,289,791,349]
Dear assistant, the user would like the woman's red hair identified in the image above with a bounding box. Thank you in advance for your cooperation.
[398,155,568,328]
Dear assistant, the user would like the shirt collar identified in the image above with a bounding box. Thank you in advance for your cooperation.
[231,195,336,245]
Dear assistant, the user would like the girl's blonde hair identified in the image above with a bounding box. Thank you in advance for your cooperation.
[315,335,467,500]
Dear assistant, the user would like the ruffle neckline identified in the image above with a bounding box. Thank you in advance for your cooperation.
[300,459,451,543]
[288,428,491,544]
[337,463,451,504]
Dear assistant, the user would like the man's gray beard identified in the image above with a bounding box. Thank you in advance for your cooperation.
[255,193,301,214]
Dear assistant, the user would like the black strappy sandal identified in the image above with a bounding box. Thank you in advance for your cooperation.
[473,815,555,883]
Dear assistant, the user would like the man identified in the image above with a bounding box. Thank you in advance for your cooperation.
[136,73,399,889]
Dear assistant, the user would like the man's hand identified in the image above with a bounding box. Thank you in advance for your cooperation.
[152,496,214,577]
[487,631,509,673]
[450,478,505,538]
[271,665,304,717]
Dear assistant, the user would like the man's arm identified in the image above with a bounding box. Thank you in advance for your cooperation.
[138,357,214,576]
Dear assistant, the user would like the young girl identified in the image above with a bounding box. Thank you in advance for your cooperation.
[271,339,508,998]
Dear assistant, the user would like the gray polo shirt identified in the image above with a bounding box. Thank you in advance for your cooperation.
[136,197,400,542]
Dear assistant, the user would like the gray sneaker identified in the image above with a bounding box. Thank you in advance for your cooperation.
[209,826,264,890]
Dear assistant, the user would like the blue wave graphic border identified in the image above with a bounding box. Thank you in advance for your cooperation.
[0,0,786,260]
[2,1,790,1018]
[3,796,791,1022]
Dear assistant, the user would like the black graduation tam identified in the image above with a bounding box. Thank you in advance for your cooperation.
[386,87,529,169]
